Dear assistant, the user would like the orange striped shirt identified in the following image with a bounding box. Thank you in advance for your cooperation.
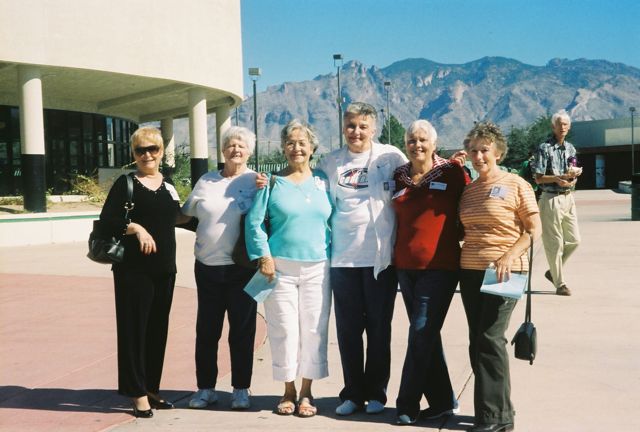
[459,172,538,271]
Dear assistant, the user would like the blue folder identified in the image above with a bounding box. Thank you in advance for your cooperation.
[480,267,528,300]
[243,271,278,303]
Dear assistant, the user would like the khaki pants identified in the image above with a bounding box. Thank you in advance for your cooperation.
[539,192,581,288]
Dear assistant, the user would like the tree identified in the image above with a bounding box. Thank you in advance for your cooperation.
[503,115,554,169]
[378,114,405,149]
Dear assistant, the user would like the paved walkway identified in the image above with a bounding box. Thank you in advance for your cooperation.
[1,190,639,431]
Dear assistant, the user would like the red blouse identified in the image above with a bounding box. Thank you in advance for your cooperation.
[392,158,470,270]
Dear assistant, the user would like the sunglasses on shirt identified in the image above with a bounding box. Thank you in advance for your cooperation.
[134,145,161,156]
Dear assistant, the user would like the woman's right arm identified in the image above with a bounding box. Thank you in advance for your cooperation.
[245,180,274,281]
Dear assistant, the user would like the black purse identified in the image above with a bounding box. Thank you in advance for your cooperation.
[511,237,537,365]
[87,175,134,264]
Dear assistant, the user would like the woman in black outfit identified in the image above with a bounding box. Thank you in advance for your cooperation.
[99,126,185,417]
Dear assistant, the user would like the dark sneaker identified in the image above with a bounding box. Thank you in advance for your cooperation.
[420,405,460,420]
[556,285,572,296]
[544,270,553,283]
[396,414,417,425]
[468,422,514,432]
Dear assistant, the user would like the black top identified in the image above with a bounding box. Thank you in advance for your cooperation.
[100,174,180,274]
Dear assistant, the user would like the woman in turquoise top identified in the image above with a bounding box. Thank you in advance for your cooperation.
[245,119,332,418]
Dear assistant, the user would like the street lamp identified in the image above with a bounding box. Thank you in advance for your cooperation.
[333,54,344,147]
[249,67,261,171]
[384,81,391,145]
[631,106,636,175]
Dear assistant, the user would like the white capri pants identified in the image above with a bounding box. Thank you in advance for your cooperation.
[264,258,331,382]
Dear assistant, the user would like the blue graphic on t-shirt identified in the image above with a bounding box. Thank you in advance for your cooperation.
[338,168,369,189]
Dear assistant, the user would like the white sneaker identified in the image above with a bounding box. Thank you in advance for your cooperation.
[189,388,218,409]
[366,400,385,414]
[230,388,250,410]
[335,399,360,416]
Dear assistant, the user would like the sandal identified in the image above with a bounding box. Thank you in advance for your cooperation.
[297,397,317,418]
[276,398,296,416]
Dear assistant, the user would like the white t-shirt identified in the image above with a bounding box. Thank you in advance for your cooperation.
[331,150,377,267]
[182,170,258,266]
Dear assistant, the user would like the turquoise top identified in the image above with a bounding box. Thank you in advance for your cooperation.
[246,170,332,262]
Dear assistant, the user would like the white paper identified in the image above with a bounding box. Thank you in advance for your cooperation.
[480,267,528,299]
[243,271,278,303]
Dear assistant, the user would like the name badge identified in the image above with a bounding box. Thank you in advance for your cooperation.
[236,197,253,213]
[165,183,180,201]
[489,185,509,199]
[430,181,447,191]
[392,187,408,200]
[383,180,396,191]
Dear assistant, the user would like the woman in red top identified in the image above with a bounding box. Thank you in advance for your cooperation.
[392,120,470,425]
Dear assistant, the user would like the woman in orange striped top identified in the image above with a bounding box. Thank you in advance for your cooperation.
[458,122,540,432]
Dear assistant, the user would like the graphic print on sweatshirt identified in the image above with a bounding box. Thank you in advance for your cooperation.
[338,168,368,189]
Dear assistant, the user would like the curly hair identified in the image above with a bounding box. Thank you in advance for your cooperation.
[463,121,508,160]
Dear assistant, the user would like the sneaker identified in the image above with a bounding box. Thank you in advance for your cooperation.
[556,285,572,296]
[396,414,417,425]
[189,388,218,409]
[366,400,385,414]
[335,399,360,416]
[230,388,250,410]
[420,405,460,420]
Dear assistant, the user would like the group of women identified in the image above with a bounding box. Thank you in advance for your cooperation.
[99,101,540,432]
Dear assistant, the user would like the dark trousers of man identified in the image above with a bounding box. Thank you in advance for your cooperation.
[194,261,257,390]
[113,269,175,397]
[459,269,518,425]
[331,266,397,406]
[395,269,458,419]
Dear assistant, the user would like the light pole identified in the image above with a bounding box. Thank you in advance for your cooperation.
[631,106,636,175]
[384,81,391,145]
[249,67,261,171]
[333,54,344,147]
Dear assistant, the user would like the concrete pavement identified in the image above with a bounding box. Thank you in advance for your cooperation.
[1,190,639,431]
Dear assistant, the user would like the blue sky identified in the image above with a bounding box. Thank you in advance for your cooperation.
[241,0,639,95]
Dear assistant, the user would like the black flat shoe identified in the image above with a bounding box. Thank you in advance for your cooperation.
[468,423,514,432]
[147,394,174,410]
[132,406,154,418]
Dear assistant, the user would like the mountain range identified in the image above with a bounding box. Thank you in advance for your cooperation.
[173,56,640,155]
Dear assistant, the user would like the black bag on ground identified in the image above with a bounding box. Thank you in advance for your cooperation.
[87,174,134,264]
[511,236,537,365]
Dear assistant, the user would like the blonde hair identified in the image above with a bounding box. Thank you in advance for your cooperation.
[464,121,508,160]
[131,126,164,150]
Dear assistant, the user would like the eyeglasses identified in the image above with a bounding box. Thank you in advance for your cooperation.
[134,145,161,156]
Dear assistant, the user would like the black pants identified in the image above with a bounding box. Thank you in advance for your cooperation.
[331,266,397,405]
[395,269,458,419]
[459,269,518,424]
[113,269,175,397]
[194,261,257,390]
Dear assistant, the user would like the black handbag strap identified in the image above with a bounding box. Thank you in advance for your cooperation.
[524,235,534,323]
[123,174,135,224]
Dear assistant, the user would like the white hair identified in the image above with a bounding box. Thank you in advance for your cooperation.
[551,110,571,126]
[405,119,438,143]
[221,126,256,155]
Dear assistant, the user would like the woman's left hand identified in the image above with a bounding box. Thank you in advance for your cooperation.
[493,252,514,282]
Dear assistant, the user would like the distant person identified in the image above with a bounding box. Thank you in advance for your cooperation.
[391,120,470,425]
[458,122,541,432]
[533,110,581,296]
[518,151,540,200]
[245,119,332,418]
[181,126,258,410]
[99,127,184,418]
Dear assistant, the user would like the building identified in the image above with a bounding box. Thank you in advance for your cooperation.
[571,116,639,189]
[0,0,243,211]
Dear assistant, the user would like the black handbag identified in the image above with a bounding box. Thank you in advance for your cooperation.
[511,237,537,365]
[232,175,276,269]
[87,174,134,264]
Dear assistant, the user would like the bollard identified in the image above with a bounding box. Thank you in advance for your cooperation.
[632,174,640,221]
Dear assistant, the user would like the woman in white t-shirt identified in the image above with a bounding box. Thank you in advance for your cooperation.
[181,126,259,411]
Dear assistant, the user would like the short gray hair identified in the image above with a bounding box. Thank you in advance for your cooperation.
[551,109,571,126]
[221,126,256,155]
[344,102,378,121]
[405,119,438,143]
[280,119,319,151]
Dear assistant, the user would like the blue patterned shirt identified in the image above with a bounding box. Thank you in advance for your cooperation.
[533,137,577,193]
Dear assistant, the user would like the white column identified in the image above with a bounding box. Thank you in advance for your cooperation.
[215,105,231,167]
[188,88,208,159]
[161,117,175,169]
[18,65,47,212]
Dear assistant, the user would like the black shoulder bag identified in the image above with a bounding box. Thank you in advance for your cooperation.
[87,174,134,264]
[511,236,537,365]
